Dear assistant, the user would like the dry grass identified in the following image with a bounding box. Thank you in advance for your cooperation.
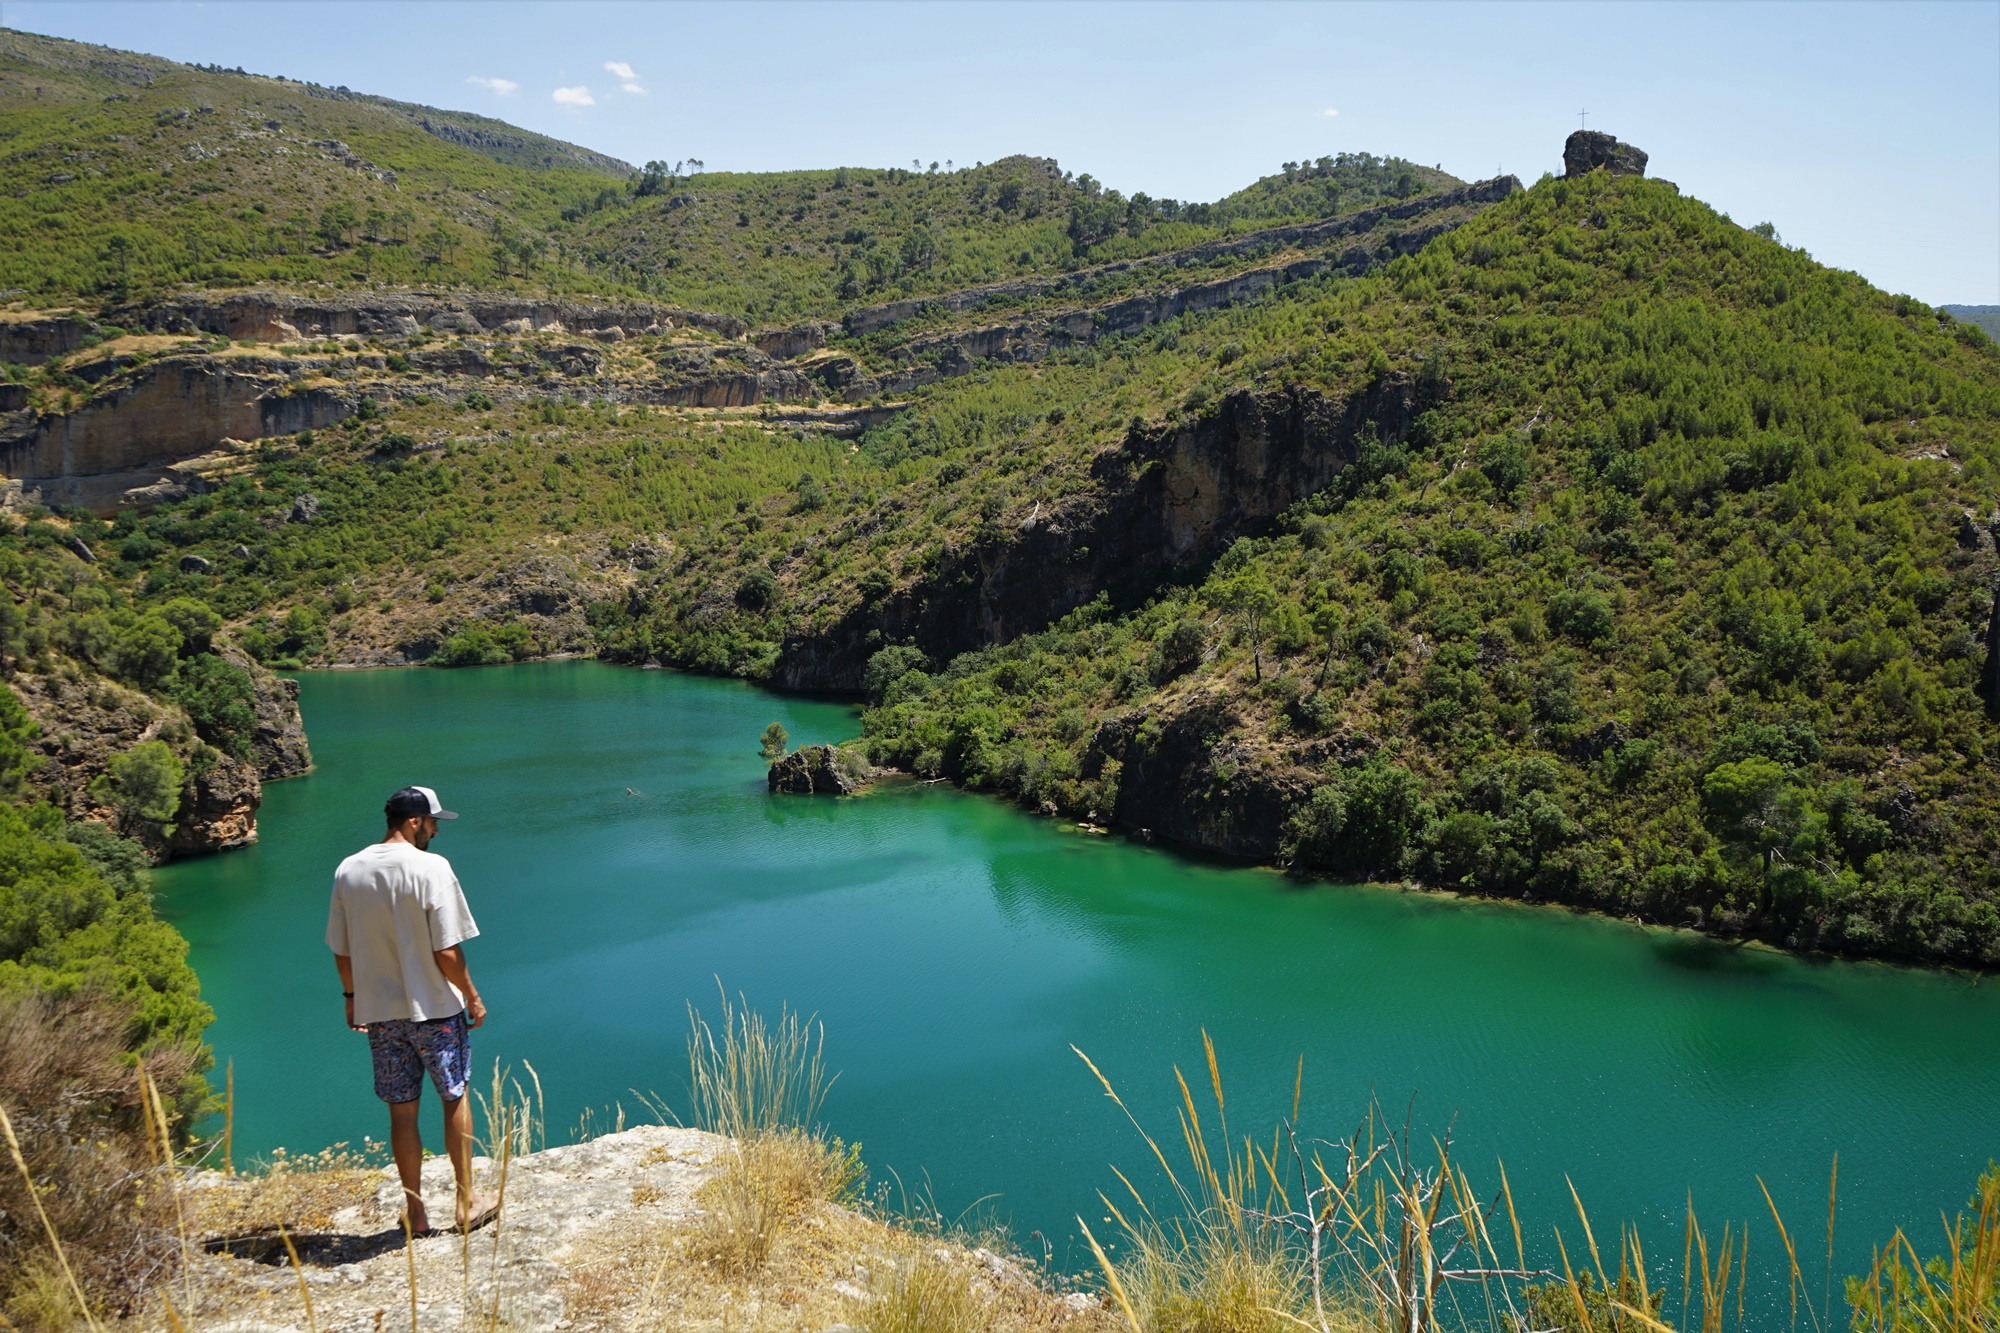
[0,992,198,1330]
[562,1196,1100,1333]
[1073,1036,1998,1333]
[1849,1164,1999,1333]
[690,1131,865,1277]
[862,1249,995,1333]
[186,1142,387,1237]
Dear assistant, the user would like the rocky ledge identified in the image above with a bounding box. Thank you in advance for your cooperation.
[177,1125,1101,1333]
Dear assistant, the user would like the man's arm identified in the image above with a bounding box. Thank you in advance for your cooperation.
[334,954,363,1032]
[433,945,487,1029]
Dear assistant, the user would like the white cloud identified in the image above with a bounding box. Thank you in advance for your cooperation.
[1322,108,1339,117]
[603,60,636,79]
[621,82,647,95]
[467,76,519,96]
[552,85,595,108]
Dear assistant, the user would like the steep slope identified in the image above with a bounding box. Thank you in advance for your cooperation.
[0,28,634,298]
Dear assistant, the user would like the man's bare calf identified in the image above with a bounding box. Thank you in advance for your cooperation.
[388,1094,499,1233]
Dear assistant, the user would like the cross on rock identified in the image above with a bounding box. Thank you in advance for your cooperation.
[1578,108,1590,130]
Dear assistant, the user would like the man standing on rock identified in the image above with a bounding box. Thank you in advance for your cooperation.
[327,785,499,1236]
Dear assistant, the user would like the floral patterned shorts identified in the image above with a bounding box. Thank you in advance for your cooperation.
[366,1010,471,1104]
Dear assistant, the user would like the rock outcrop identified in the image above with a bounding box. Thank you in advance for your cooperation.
[7,670,260,860]
[1563,131,1648,179]
[0,311,99,365]
[752,323,829,360]
[109,290,745,344]
[843,176,1522,336]
[6,652,309,860]
[182,1125,1096,1333]
[239,653,313,779]
[768,744,872,794]
[0,355,353,512]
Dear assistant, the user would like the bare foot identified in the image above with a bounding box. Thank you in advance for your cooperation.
[456,1190,501,1232]
[402,1189,433,1238]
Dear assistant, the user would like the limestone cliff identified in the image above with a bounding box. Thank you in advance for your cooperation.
[772,376,1418,691]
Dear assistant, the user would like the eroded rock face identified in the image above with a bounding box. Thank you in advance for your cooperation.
[768,744,872,795]
[772,377,1417,691]
[169,755,260,856]
[0,356,355,512]
[0,313,99,365]
[752,324,828,360]
[236,652,313,779]
[110,291,746,344]
[1087,695,1308,859]
[1563,131,1648,178]
[8,671,260,860]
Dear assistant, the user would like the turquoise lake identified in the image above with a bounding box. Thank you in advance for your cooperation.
[154,660,2000,1309]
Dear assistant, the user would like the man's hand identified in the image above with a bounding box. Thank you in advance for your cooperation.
[433,944,485,1029]
[335,954,364,1031]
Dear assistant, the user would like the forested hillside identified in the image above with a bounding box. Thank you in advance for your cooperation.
[0,29,1450,318]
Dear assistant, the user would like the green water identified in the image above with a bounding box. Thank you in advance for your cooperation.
[156,661,1999,1305]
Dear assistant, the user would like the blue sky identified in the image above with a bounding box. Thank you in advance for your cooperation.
[5,1,1995,304]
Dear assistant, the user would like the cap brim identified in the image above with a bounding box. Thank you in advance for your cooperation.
[434,809,458,820]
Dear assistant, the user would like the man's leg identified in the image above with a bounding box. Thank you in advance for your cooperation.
[387,1097,431,1234]
[439,1092,495,1228]
[422,1013,495,1230]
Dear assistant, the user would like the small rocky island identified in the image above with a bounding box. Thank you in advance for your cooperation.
[768,743,874,795]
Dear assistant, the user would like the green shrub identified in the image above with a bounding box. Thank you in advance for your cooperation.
[172,653,257,759]
[87,742,184,835]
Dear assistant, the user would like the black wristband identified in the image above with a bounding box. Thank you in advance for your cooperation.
[342,991,355,998]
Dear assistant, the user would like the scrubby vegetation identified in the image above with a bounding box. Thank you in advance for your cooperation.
[0,30,1456,321]
[574,172,2000,967]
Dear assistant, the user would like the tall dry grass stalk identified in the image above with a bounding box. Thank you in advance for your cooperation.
[0,992,191,1328]
[474,1059,546,1162]
[1073,1036,1313,1333]
[1071,1037,1938,1333]
[1848,1165,1999,1333]
[0,1099,103,1333]
[685,985,834,1140]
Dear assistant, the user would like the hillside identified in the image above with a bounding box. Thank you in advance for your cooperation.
[0,30,1454,318]
[1946,304,2000,340]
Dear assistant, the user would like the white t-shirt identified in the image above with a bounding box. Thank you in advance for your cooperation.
[325,841,480,1025]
